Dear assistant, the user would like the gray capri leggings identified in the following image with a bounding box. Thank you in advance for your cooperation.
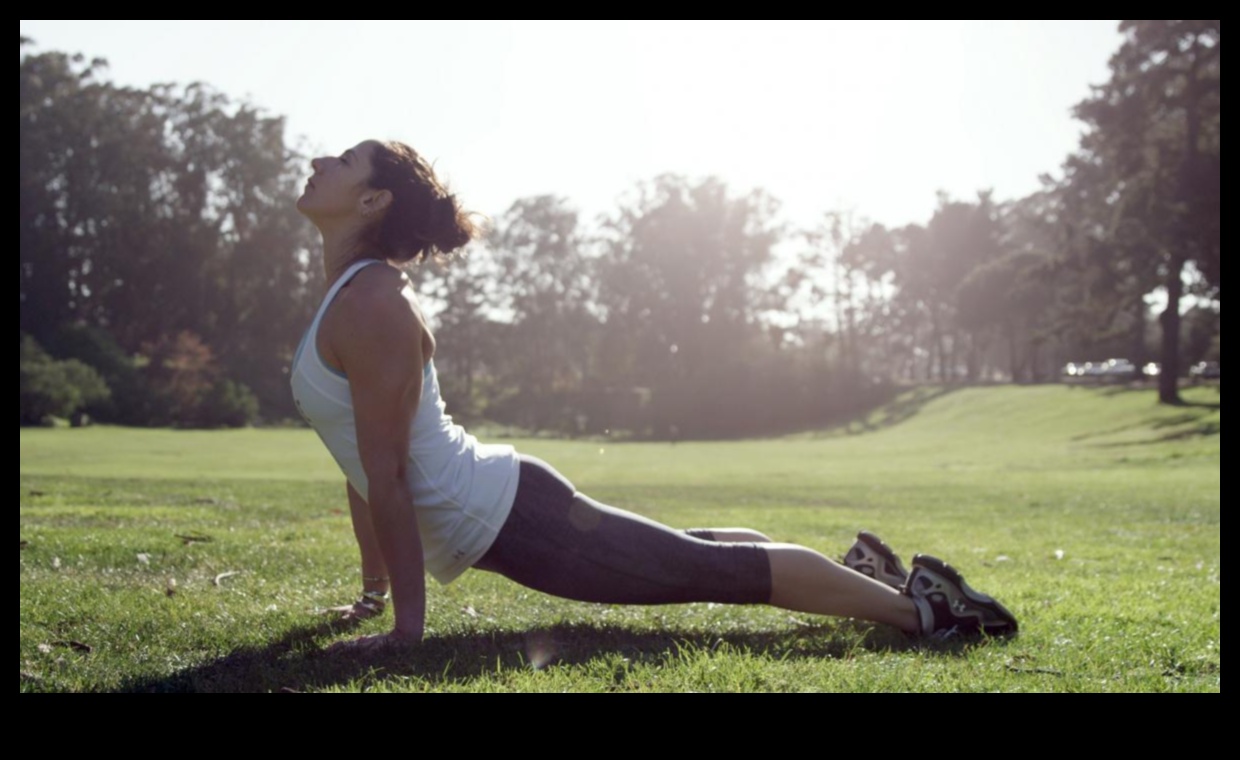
[472,455,772,605]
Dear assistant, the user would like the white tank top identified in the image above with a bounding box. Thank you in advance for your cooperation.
[290,258,519,584]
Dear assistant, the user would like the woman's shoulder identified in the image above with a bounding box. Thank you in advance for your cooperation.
[343,260,407,291]
[327,263,426,372]
[335,262,414,312]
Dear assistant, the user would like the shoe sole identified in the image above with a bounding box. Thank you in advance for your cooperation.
[844,530,908,588]
[855,531,900,563]
[910,554,1019,636]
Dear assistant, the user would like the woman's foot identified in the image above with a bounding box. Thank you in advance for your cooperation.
[842,530,909,589]
[903,555,1019,638]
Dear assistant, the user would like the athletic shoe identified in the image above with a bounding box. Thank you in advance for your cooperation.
[903,554,1019,638]
[842,530,909,589]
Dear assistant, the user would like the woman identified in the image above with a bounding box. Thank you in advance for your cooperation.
[291,140,1017,650]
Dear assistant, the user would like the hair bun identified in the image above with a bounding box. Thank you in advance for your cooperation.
[430,194,471,254]
[360,141,481,264]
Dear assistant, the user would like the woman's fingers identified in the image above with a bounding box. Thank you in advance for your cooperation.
[320,602,378,621]
[326,632,407,653]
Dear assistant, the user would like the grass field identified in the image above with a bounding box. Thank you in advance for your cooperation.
[20,385,1220,692]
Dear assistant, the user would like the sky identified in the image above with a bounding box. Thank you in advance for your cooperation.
[20,20,1123,233]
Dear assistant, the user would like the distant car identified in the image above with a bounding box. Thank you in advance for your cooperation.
[1142,362,1161,378]
[1100,358,1138,383]
[1063,359,1139,384]
[1062,361,1095,384]
[1190,361,1220,381]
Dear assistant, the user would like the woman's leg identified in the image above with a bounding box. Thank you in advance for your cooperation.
[766,545,919,631]
[476,456,919,633]
[686,527,917,630]
[683,528,772,543]
[476,484,774,606]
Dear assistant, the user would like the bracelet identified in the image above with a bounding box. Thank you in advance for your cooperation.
[363,575,389,584]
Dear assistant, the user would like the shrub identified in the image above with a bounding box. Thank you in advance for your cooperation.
[45,324,147,424]
[20,334,111,425]
[196,379,260,428]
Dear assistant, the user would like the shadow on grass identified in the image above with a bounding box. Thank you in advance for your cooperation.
[1090,420,1221,447]
[859,386,959,433]
[1070,397,1220,445]
[112,617,1000,692]
[808,385,959,439]
[1177,399,1222,410]
[1079,407,1220,447]
[1094,384,1220,410]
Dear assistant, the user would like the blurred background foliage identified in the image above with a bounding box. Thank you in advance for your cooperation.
[19,22,1219,435]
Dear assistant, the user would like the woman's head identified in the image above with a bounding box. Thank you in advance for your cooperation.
[298,139,479,264]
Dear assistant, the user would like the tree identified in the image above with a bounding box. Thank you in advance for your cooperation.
[1069,20,1220,404]
[486,196,597,431]
[956,249,1056,382]
[423,248,501,420]
[20,41,319,422]
[597,175,782,437]
[881,193,1003,382]
[20,334,110,426]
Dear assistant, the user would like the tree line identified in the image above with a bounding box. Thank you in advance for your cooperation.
[20,22,1219,436]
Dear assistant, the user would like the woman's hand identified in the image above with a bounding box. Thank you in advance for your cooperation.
[326,627,421,654]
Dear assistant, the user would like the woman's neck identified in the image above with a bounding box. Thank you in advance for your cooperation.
[319,223,369,287]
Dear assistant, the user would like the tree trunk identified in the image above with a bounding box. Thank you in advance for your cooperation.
[1029,338,1042,383]
[1131,296,1147,368]
[929,309,946,382]
[945,331,958,383]
[966,331,979,382]
[1007,321,1020,383]
[1158,256,1185,405]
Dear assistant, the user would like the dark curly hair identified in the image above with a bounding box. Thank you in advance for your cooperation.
[356,141,480,264]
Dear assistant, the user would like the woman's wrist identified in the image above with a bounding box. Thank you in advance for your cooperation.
[390,624,423,643]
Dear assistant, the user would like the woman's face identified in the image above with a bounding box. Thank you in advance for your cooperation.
[296,140,381,221]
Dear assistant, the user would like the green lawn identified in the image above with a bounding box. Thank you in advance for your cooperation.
[20,385,1220,692]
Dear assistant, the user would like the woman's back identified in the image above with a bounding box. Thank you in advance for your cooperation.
[291,258,519,583]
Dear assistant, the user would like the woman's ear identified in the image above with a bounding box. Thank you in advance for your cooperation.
[359,188,393,217]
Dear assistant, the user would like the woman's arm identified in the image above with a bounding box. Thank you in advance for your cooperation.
[328,267,427,644]
[322,482,391,621]
[346,481,390,593]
